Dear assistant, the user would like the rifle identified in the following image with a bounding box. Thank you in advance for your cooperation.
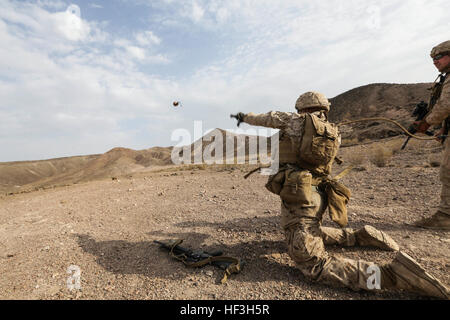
[401,101,434,150]
[154,239,243,284]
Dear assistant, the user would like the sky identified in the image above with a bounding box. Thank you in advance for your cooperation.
[0,0,449,162]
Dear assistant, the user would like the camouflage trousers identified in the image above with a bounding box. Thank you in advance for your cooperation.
[281,190,384,292]
[439,138,450,215]
[279,175,449,298]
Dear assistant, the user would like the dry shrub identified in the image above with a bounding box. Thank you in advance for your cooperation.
[175,163,208,171]
[369,144,393,167]
[403,138,426,154]
[384,138,404,155]
[347,150,367,166]
[217,164,239,172]
[341,137,360,147]
[428,153,441,167]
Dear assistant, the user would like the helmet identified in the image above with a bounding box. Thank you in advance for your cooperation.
[295,91,330,112]
[430,40,450,58]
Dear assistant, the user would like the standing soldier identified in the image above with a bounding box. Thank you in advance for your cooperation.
[413,40,450,231]
[232,92,449,298]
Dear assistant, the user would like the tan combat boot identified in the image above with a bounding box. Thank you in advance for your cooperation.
[413,211,450,231]
[381,251,449,299]
[354,225,400,251]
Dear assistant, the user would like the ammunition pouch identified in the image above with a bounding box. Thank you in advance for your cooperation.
[266,164,353,227]
[279,169,315,207]
[265,168,287,195]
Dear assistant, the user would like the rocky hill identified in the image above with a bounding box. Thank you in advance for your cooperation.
[0,82,438,195]
[329,82,433,142]
[0,147,174,194]
[0,155,99,194]
[174,128,272,164]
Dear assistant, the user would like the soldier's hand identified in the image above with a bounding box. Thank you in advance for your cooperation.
[434,127,445,143]
[413,120,431,134]
[230,112,246,127]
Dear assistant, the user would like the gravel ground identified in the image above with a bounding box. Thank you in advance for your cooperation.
[0,138,448,300]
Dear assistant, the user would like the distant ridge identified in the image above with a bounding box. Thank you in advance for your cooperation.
[329,82,432,141]
[1,82,436,194]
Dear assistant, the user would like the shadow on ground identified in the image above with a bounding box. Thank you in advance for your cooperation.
[75,213,428,300]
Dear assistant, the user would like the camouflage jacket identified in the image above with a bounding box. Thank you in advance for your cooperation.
[426,70,450,126]
[243,111,312,153]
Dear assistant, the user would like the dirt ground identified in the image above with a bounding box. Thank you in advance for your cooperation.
[0,138,449,300]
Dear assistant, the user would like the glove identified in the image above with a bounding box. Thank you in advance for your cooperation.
[230,112,246,127]
[413,120,431,134]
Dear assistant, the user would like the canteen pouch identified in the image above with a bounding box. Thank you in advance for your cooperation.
[265,169,286,195]
[279,170,314,207]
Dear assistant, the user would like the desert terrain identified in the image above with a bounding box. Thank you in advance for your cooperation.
[0,83,448,300]
[0,136,448,300]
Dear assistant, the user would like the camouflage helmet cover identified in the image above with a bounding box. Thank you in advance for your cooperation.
[295,91,331,112]
[430,40,450,58]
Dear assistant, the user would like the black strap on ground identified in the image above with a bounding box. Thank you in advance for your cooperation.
[155,239,243,284]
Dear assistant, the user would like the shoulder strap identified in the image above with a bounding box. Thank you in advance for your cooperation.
[429,73,446,108]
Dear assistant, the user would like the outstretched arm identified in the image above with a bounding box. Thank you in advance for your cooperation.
[243,111,296,129]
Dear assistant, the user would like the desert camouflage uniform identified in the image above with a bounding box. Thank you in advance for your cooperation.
[425,66,450,217]
[242,109,449,298]
[244,111,390,290]
[414,41,450,230]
